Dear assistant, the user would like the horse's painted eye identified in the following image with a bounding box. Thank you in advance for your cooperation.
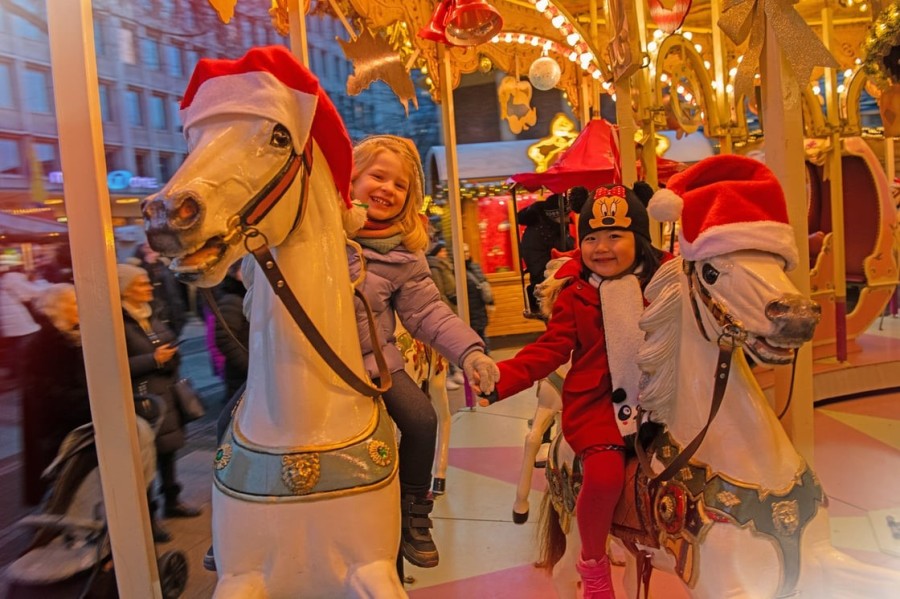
[701,263,720,285]
[270,124,291,148]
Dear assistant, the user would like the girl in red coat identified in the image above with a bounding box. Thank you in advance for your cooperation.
[477,182,668,598]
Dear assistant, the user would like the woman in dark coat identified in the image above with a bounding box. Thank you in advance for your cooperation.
[212,263,249,402]
[118,263,200,522]
[21,284,93,505]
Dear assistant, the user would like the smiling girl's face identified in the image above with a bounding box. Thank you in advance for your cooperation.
[352,149,411,222]
[580,229,637,278]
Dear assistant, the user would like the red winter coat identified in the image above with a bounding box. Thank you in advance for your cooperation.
[496,252,673,453]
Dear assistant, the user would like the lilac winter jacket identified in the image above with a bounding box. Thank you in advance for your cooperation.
[347,243,484,379]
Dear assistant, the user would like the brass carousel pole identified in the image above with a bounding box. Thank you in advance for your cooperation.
[822,3,848,362]
[760,15,816,460]
[438,45,471,326]
[288,0,310,66]
[605,0,638,186]
[709,0,733,154]
[46,1,162,596]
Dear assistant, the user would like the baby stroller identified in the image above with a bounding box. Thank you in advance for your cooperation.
[5,396,188,598]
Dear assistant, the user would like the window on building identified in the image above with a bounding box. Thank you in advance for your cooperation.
[10,0,46,41]
[0,63,14,109]
[158,152,174,182]
[165,44,183,77]
[185,48,199,73]
[171,99,182,130]
[119,27,136,65]
[105,147,122,171]
[141,36,161,70]
[93,15,105,56]
[32,141,59,175]
[24,68,52,113]
[149,94,167,130]
[98,82,114,122]
[135,150,150,177]
[0,138,23,176]
[125,88,143,127]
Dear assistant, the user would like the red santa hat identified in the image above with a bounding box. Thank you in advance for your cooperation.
[180,45,352,207]
[648,154,799,270]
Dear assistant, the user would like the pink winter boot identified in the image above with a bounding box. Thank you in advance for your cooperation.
[576,555,615,599]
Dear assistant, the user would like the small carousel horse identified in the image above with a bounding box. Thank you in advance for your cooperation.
[541,252,900,598]
[142,47,405,598]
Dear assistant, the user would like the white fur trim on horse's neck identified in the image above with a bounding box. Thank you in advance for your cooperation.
[636,258,683,423]
[599,275,644,437]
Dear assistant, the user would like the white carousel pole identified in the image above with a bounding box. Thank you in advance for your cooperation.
[288,0,310,66]
[45,1,162,596]
[438,44,471,326]
[760,16,816,463]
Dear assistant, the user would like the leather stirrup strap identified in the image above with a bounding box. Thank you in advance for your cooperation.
[250,244,392,397]
[636,342,734,483]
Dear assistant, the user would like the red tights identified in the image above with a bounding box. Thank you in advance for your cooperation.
[576,447,625,561]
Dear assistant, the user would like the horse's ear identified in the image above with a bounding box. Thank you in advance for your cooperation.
[311,88,353,208]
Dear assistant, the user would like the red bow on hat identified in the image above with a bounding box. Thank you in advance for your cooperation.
[595,186,626,199]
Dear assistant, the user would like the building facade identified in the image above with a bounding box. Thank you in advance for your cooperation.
[0,0,441,226]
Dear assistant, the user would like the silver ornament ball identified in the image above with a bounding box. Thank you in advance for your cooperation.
[528,57,561,91]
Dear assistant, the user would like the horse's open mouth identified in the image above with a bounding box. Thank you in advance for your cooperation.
[170,236,227,274]
[744,335,797,364]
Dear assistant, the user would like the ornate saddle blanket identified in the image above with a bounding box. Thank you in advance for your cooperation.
[613,430,825,595]
[213,398,397,502]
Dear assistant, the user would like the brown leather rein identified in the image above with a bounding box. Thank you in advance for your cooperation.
[635,259,799,483]
[202,139,391,398]
[635,260,740,483]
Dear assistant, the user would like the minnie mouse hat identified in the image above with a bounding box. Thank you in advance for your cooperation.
[179,45,353,207]
[648,154,799,270]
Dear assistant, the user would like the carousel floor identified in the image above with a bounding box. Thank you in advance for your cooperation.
[166,325,899,599]
[3,319,898,598]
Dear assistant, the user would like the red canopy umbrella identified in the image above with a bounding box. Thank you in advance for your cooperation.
[508,118,684,192]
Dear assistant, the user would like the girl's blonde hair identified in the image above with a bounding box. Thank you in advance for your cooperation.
[353,135,429,252]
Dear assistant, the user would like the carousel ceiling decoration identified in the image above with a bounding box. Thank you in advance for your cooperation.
[647,0,692,34]
[418,0,504,46]
[338,28,419,114]
[717,0,838,101]
[498,74,537,134]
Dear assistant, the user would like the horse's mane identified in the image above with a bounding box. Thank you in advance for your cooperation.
[636,257,683,423]
[535,256,575,318]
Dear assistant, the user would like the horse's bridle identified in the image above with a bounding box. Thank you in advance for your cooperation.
[207,138,391,398]
[637,260,798,482]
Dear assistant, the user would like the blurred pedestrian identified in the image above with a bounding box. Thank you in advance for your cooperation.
[133,243,188,336]
[463,243,493,353]
[212,261,249,402]
[118,263,201,529]
[0,268,46,391]
[21,284,92,505]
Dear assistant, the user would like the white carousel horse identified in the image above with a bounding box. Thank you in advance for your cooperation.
[540,253,900,598]
[511,365,563,523]
[394,321,452,495]
[142,50,405,598]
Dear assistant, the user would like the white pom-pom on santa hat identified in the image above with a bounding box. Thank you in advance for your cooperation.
[179,46,353,207]
[647,188,684,222]
[661,154,800,270]
[341,203,368,237]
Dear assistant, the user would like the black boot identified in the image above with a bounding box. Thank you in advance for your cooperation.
[400,493,439,568]
[151,518,171,543]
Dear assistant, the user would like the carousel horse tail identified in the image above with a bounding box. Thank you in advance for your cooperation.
[536,492,567,571]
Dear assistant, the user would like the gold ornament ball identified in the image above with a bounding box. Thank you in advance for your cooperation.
[479,56,493,73]
[529,56,561,91]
